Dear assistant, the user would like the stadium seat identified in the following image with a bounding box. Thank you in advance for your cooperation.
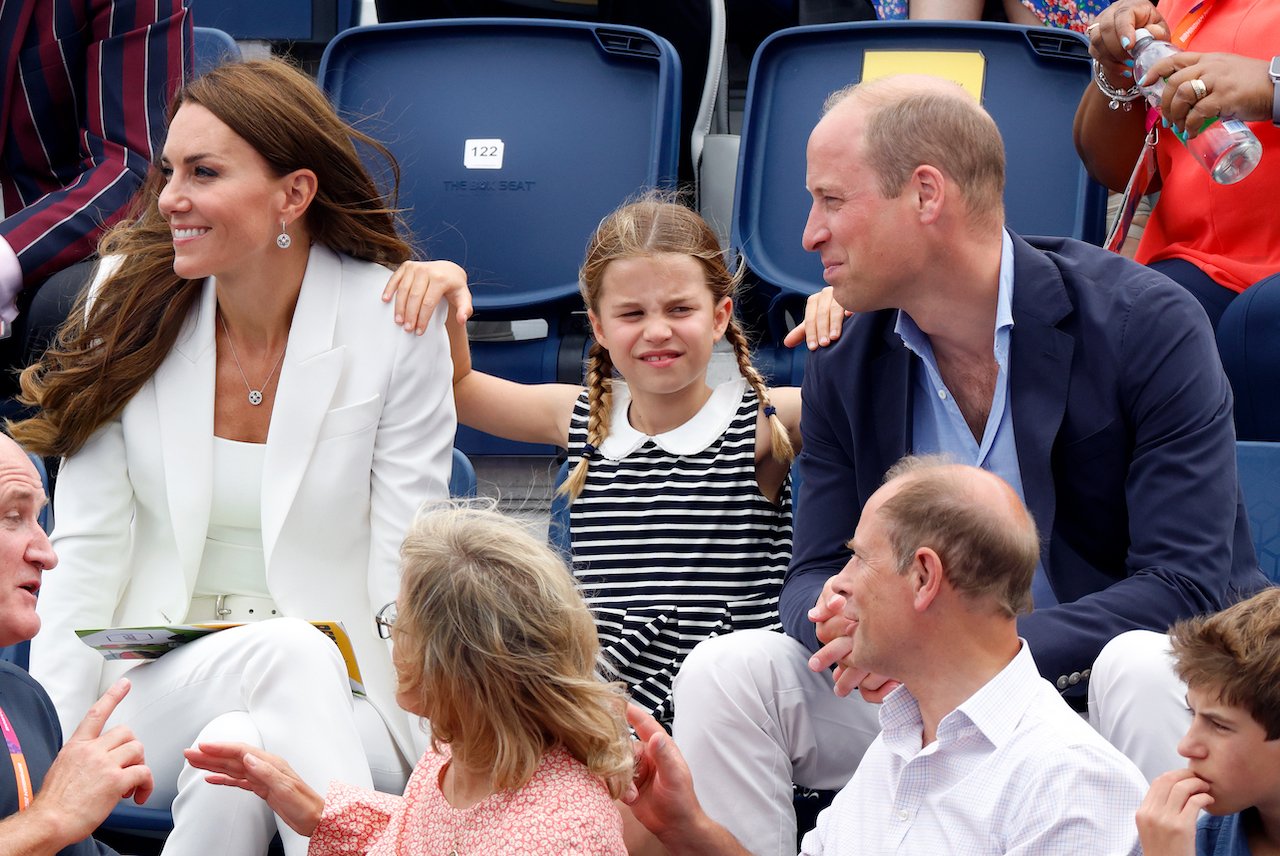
[1217,273,1280,442]
[318,18,680,455]
[449,447,478,498]
[1237,441,1280,584]
[192,26,241,77]
[731,21,1107,385]
[186,0,357,44]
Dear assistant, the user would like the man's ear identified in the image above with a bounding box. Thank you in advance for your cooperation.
[911,165,946,226]
[911,547,944,611]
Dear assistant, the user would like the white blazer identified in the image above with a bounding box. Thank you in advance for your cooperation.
[30,245,456,759]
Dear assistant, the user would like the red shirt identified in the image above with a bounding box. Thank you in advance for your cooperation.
[1135,0,1280,292]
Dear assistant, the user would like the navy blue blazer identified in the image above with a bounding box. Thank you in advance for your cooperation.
[0,661,118,855]
[783,232,1267,689]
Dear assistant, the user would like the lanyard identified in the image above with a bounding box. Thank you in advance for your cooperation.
[1171,0,1216,48]
[0,701,33,812]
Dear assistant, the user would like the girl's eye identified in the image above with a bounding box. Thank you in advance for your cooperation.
[670,306,691,314]
[158,166,173,179]
[194,166,218,178]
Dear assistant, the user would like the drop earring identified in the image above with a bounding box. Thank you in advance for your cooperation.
[276,221,292,250]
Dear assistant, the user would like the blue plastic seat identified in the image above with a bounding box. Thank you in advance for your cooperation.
[192,26,242,77]
[318,18,681,454]
[187,0,357,43]
[449,447,478,498]
[1237,441,1280,584]
[732,21,1107,385]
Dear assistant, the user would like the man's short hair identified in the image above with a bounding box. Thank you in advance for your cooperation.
[1170,588,1280,739]
[876,456,1039,617]
[823,79,1006,223]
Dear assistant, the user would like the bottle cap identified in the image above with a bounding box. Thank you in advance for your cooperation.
[1133,27,1154,43]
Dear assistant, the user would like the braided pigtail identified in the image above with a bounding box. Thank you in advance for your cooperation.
[723,318,794,465]
[559,341,615,502]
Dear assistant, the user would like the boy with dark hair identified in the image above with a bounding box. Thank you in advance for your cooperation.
[1137,587,1280,855]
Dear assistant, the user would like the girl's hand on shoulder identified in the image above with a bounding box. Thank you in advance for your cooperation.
[1135,768,1212,856]
[782,286,851,351]
[382,260,473,335]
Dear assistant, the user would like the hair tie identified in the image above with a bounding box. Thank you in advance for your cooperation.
[580,443,596,459]
[763,405,777,417]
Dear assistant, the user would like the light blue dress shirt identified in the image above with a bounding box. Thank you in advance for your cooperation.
[893,230,1055,607]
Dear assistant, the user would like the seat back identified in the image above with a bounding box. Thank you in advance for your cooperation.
[449,447,479,498]
[319,18,680,316]
[733,21,1106,344]
[192,26,242,77]
[187,0,357,43]
[1237,441,1280,583]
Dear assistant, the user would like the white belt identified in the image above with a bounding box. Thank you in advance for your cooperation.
[187,594,280,623]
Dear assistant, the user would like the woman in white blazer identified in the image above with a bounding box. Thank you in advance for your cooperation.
[12,60,461,855]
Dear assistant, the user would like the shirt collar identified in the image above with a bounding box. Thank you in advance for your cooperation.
[879,640,1041,757]
[893,228,1017,365]
[597,377,747,460]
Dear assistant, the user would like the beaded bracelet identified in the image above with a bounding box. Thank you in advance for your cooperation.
[1092,59,1143,111]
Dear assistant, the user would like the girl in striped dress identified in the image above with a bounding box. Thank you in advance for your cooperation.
[441,198,802,725]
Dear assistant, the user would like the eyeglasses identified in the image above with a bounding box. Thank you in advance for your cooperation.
[375,601,397,639]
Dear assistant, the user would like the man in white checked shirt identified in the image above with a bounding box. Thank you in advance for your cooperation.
[622,456,1147,856]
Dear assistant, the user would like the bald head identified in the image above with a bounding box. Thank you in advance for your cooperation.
[874,456,1039,617]
[814,74,1006,226]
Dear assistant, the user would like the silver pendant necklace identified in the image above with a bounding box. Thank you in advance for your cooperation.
[217,311,285,406]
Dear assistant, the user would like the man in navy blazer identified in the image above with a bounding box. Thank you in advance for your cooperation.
[0,0,188,390]
[671,74,1269,856]
[0,433,152,855]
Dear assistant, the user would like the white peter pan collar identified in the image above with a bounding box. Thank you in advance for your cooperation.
[598,377,748,460]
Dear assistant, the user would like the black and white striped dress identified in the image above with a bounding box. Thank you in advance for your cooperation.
[566,377,792,723]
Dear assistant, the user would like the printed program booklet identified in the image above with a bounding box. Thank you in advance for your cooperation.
[75,621,366,695]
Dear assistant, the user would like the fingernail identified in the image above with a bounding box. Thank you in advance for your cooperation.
[1162,117,1169,128]
[1120,36,1131,48]
[819,337,829,346]
[244,754,259,768]
[1123,70,1132,78]
[1123,59,1134,67]
[394,315,403,324]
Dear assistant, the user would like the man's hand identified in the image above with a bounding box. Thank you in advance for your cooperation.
[1135,768,1213,856]
[808,577,855,646]
[622,705,749,856]
[1086,0,1171,86]
[183,742,323,837]
[381,259,473,335]
[807,633,901,702]
[783,286,852,351]
[25,679,152,847]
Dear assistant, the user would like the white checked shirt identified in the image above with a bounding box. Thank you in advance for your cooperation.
[800,642,1145,856]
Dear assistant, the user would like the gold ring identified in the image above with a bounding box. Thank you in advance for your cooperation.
[1190,78,1208,101]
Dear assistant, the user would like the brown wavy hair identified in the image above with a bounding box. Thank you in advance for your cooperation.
[561,194,793,501]
[10,59,411,458]
[394,502,633,796]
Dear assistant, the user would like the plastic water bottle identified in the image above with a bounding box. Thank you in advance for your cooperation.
[1130,28,1262,184]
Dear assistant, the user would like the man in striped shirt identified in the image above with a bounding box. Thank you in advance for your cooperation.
[0,0,189,388]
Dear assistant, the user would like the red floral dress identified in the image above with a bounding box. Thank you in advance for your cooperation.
[307,744,626,855]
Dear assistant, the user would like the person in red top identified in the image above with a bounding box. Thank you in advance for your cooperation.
[1074,0,1280,330]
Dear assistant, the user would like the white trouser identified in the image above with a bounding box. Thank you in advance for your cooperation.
[1088,629,1190,782]
[672,627,1190,856]
[672,631,881,856]
[104,618,413,856]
